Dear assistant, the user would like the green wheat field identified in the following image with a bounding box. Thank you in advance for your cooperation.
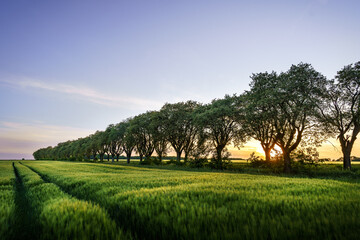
[1,161,360,240]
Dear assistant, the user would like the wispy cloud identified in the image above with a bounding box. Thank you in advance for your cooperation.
[0,121,94,159]
[2,77,163,109]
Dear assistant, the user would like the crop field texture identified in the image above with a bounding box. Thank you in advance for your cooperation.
[0,162,15,238]
[1,161,360,240]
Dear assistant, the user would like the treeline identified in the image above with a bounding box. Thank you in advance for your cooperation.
[33,62,360,172]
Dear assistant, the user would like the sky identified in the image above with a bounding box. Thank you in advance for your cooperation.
[0,0,359,159]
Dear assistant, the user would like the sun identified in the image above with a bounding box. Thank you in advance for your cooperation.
[256,144,283,159]
[270,145,283,157]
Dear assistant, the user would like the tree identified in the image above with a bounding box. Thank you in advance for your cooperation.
[92,131,109,162]
[195,95,246,169]
[33,146,53,160]
[160,101,201,163]
[274,63,327,172]
[121,119,136,164]
[130,112,155,162]
[106,123,125,162]
[317,61,360,170]
[248,63,327,172]
[81,136,94,161]
[72,138,86,161]
[244,72,279,162]
[150,111,169,162]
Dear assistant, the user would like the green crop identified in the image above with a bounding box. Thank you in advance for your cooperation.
[22,161,360,240]
[0,162,15,238]
[13,162,127,240]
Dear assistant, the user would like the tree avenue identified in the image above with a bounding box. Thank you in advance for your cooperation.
[33,61,359,172]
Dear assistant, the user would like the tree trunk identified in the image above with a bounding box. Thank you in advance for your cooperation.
[116,154,120,162]
[139,154,143,162]
[176,151,182,163]
[216,146,224,170]
[158,154,162,163]
[107,155,110,161]
[126,152,131,164]
[264,148,271,162]
[339,136,355,170]
[343,148,352,170]
[111,155,114,163]
[283,150,291,173]
[184,152,189,162]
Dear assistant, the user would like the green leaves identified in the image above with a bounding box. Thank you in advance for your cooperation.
[195,95,245,165]
[160,100,201,161]
[246,63,327,171]
[318,61,360,169]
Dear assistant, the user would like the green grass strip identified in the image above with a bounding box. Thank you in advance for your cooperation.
[14,162,129,240]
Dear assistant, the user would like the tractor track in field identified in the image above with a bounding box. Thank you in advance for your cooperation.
[20,162,136,239]
[12,163,40,240]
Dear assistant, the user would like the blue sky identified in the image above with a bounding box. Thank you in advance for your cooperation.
[0,0,359,159]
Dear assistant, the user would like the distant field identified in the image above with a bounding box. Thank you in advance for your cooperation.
[1,161,360,239]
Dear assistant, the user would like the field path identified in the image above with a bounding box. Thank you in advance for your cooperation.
[12,163,40,239]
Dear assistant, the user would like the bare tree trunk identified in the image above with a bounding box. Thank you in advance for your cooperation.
[343,148,352,170]
[176,151,182,163]
[126,152,131,164]
[216,146,224,169]
[283,150,291,173]
[339,136,355,170]
[264,148,271,162]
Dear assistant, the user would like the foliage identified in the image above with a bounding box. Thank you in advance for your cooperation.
[248,152,266,167]
[317,61,360,170]
[243,72,278,162]
[247,63,327,172]
[291,147,321,165]
[129,112,156,162]
[139,157,162,165]
[122,118,137,164]
[195,95,246,169]
[106,123,125,162]
[188,157,208,168]
[160,100,201,162]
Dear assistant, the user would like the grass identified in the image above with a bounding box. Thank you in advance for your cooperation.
[14,160,360,240]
